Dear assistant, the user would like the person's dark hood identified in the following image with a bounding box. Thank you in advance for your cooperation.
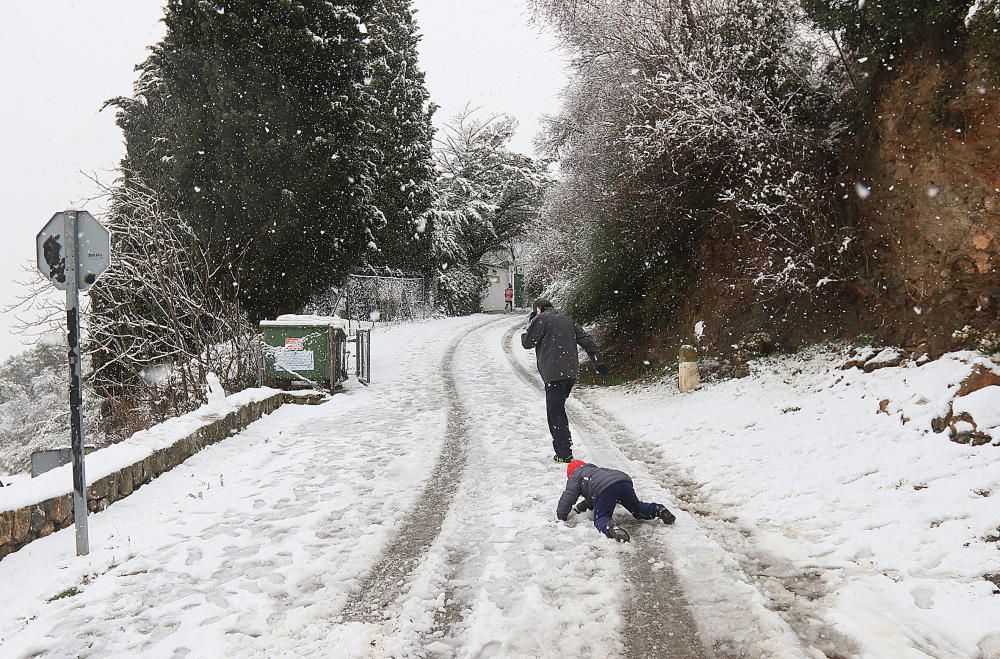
[533,298,554,313]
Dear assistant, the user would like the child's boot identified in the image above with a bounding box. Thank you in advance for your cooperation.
[656,504,676,525]
[605,520,630,543]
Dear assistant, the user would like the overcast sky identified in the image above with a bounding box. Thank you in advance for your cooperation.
[0,1,568,360]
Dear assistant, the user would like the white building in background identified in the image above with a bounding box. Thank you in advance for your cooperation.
[479,249,519,312]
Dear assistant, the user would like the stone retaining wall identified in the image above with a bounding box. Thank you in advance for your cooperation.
[0,391,324,560]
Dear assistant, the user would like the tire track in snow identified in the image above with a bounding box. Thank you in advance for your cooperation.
[504,322,860,659]
[502,323,708,659]
[412,318,628,657]
[567,393,861,659]
[426,546,471,640]
[340,316,509,624]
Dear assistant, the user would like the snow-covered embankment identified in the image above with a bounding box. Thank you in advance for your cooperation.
[583,349,1000,658]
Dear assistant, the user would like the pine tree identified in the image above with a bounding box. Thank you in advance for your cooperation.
[802,0,975,58]
[360,0,437,275]
[109,0,378,321]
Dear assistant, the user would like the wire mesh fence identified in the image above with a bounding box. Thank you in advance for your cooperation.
[305,273,433,330]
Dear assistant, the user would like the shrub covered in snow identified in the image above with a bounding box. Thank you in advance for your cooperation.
[528,0,857,335]
[434,263,489,316]
[87,178,260,439]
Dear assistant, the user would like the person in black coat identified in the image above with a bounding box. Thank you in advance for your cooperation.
[557,460,676,543]
[520,298,608,463]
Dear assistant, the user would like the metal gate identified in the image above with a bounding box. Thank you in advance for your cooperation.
[355,329,371,385]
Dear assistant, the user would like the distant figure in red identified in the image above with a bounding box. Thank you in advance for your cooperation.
[504,283,514,312]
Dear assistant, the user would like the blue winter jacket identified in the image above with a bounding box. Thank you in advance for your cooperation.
[556,463,631,521]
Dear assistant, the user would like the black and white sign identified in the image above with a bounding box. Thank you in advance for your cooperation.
[34,210,111,557]
[36,210,110,291]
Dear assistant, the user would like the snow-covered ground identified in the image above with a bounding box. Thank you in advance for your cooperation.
[576,347,1000,659]
[0,316,476,657]
[1,315,998,658]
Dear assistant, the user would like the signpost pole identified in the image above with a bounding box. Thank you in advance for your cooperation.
[37,209,108,558]
[63,210,89,556]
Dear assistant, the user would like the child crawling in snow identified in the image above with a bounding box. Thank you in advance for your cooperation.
[556,460,675,543]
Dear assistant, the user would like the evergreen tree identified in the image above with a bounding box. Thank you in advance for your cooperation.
[360,0,437,275]
[424,109,549,315]
[802,0,976,59]
[109,0,378,321]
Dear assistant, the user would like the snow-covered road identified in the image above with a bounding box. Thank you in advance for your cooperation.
[0,316,475,657]
[2,315,997,658]
[574,348,1000,659]
[0,316,714,658]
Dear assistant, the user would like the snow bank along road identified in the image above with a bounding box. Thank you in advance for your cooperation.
[0,315,710,657]
[577,347,1000,659]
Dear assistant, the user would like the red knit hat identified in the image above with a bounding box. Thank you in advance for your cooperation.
[566,460,585,478]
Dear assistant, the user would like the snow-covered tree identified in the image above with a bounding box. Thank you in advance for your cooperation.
[423,109,550,314]
[529,0,855,331]
[0,342,102,476]
[360,0,437,275]
[88,177,258,438]
[107,0,379,321]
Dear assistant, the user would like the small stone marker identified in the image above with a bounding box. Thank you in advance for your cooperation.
[678,344,700,393]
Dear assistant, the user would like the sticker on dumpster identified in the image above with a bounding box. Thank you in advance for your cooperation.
[285,337,304,351]
[275,349,314,371]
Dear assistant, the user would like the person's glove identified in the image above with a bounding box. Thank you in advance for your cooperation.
[574,499,593,514]
[595,363,611,377]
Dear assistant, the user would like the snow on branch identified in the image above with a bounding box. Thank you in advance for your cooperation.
[528,0,856,301]
[86,175,260,438]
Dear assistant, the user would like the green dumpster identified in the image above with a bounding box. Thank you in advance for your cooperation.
[259,316,348,391]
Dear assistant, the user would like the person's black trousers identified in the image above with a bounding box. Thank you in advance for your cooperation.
[545,378,575,459]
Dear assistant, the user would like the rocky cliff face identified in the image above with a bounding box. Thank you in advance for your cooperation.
[615,49,1000,372]
[858,50,1000,356]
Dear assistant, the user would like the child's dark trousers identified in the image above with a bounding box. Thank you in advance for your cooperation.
[593,480,660,535]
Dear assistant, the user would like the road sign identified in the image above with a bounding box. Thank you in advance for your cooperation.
[36,210,110,291]
[34,210,111,557]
